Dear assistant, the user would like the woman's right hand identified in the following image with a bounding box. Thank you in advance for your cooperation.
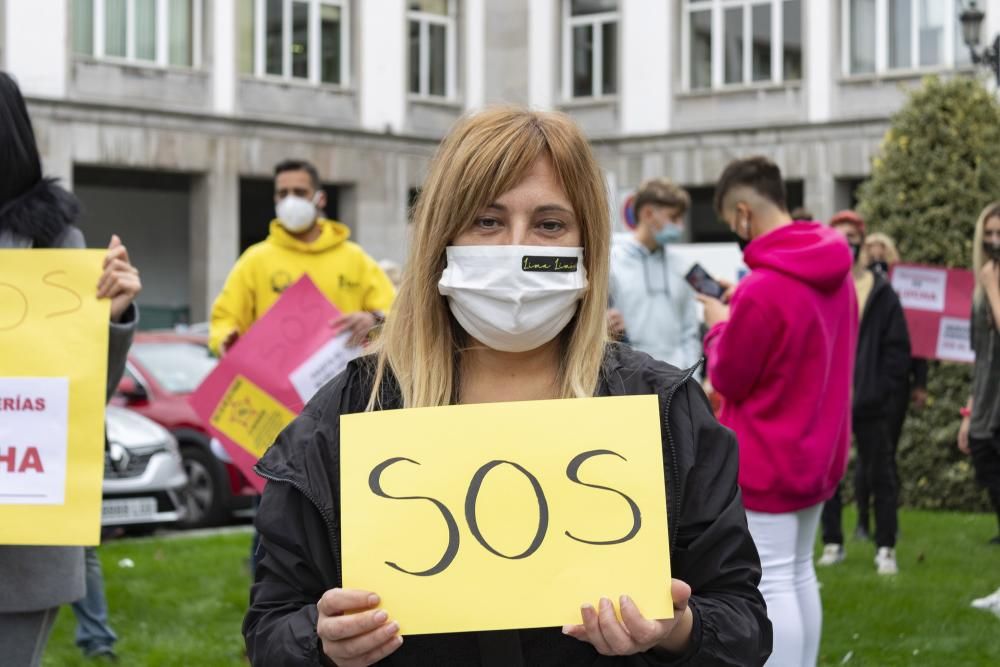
[958,416,971,455]
[316,589,403,666]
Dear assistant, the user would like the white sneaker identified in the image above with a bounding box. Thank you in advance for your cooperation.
[971,587,1000,611]
[875,547,898,575]
[817,544,845,566]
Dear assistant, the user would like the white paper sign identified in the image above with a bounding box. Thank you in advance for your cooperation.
[0,377,69,505]
[892,266,947,313]
[936,317,975,363]
[288,333,362,404]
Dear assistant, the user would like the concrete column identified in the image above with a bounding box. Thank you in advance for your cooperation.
[484,0,530,104]
[189,144,240,322]
[528,0,557,109]
[620,0,670,135]
[805,0,834,123]
[359,0,407,133]
[806,172,836,223]
[464,0,485,110]
[5,0,68,98]
[212,0,237,114]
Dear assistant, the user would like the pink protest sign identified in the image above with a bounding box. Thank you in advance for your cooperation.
[189,276,361,490]
[890,264,975,364]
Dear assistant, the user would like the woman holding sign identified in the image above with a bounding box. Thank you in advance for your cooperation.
[0,71,141,666]
[244,108,770,666]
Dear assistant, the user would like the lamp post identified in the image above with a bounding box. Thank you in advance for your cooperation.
[961,0,1000,85]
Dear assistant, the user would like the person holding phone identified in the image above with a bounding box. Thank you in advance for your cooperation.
[607,179,702,371]
[243,107,771,666]
[696,157,856,667]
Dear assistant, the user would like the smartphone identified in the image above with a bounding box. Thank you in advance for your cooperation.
[684,263,725,299]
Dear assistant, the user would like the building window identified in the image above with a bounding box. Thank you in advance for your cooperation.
[683,0,801,91]
[239,0,350,86]
[72,0,202,67]
[562,0,618,99]
[844,0,967,76]
[407,0,457,99]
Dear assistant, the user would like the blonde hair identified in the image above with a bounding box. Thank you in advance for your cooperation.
[973,201,1000,306]
[367,107,610,409]
[864,232,901,265]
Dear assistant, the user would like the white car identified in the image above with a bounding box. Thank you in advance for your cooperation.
[102,405,188,527]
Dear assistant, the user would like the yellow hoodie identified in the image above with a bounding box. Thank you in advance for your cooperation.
[208,219,396,354]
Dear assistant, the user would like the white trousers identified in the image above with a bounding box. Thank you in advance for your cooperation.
[746,504,824,667]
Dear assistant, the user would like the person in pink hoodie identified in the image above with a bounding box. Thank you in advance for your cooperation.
[697,157,856,667]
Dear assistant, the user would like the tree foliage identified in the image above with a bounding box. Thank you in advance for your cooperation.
[855,76,1000,511]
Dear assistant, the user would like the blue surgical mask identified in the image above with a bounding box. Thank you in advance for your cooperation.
[654,224,683,246]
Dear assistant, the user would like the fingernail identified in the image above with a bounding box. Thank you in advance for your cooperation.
[396,636,404,646]
[620,595,630,607]
[561,625,572,635]
[368,594,380,606]
[581,603,594,614]
[600,597,611,611]
[374,610,388,623]
[385,621,399,634]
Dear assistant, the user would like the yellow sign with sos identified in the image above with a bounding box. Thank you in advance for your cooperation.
[340,395,672,635]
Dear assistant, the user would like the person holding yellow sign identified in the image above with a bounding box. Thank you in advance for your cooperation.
[0,71,141,666]
[243,108,770,666]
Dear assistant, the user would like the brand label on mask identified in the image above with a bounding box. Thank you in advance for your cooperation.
[521,256,578,272]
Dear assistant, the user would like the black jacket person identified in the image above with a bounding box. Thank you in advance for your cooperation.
[243,348,771,666]
[821,211,911,571]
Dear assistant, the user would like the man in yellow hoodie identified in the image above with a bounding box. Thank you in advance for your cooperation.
[209,159,395,356]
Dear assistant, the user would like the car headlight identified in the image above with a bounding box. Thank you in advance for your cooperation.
[164,432,182,463]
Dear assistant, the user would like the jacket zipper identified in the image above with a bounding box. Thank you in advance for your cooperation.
[662,360,703,559]
[254,465,343,585]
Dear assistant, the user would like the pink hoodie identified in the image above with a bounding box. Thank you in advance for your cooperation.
[704,221,857,513]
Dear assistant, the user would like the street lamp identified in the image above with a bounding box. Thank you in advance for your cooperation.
[960,0,1000,85]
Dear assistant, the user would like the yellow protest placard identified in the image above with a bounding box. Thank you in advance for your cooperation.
[210,375,296,458]
[340,395,672,635]
[0,250,109,546]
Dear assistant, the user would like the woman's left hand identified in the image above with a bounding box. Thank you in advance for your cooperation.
[563,579,694,657]
[98,235,142,323]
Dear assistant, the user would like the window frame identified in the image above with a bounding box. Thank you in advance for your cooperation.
[561,0,620,101]
[76,0,203,69]
[406,0,458,100]
[841,0,964,77]
[246,0,351,87]
[681,0,801,92]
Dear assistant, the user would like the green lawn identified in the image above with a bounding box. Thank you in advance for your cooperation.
[41,511,999,666]
[43,528,252,667]
[816,509,999,666]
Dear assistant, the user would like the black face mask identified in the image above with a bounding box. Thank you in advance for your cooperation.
[986,242,1000,263]
[849,243,862,263]
[870,260,889,275]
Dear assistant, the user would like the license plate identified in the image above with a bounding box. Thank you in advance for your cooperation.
[102,497,157,522]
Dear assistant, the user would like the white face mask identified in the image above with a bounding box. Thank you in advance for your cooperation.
[438,245,587,353]
[275,194,319,233]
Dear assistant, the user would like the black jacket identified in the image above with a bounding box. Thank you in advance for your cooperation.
[243,345,771,666]
[853,271,912,418]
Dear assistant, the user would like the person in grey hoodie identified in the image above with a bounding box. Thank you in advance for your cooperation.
[607,178,701,371]
[0,71,141,666]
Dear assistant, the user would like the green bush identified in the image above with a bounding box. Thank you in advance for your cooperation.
[854,75,1000,511]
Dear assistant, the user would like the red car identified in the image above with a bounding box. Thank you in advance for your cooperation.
[112,330,257,528]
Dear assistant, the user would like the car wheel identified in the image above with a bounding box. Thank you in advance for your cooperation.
[178,445,229,528]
